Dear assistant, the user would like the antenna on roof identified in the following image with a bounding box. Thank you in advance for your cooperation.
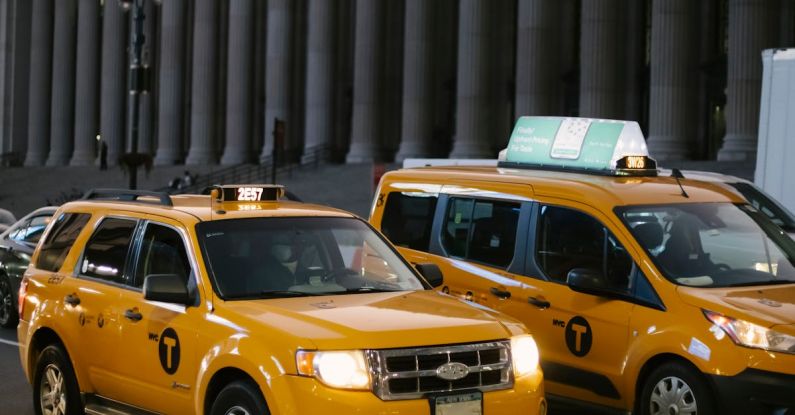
[671,169,690,198]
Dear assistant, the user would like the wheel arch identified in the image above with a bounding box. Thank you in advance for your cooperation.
[633,353,717,413]
[203,367,270,415]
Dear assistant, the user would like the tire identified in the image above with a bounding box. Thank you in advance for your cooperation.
[210,380,269,415]
[0,273,18,328]
[32,345,82,415]
[639,362,716,415]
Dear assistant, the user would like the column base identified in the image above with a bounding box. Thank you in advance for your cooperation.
[259,146,274,164]
[154,150,182,166]
[717,133,757,161]
[45,154,71,166]
[345,144,379,163]
[185,150,217,166]
[646,135,693,161]
[70,152,97,166]
[23,153,47,167]
[220,150,250,166]
[394,142,432,163]
[449,143,493,159]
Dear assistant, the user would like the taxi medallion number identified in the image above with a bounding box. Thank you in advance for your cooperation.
[432,391,482,415]
[237,187,263,201]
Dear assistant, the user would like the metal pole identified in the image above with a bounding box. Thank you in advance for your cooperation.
[126,0,146,189]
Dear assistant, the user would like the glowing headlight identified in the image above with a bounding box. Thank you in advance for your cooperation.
[296,350,371,390]
[511,335,540,377]
[705,310,795,354]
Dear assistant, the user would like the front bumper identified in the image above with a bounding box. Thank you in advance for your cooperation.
[272,371,545,415]
[709,368,795,415]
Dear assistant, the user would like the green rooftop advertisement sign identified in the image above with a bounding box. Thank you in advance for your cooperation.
[504,116,648,171]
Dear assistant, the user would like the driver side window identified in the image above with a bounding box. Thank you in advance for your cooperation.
[536,205,633,293]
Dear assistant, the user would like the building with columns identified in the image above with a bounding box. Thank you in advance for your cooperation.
[0,0,792,168]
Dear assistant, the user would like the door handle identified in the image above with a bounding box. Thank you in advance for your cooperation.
[489,287,511,300]
[124,308,143,322]
[527,296,551,309]
[64,294,80,307]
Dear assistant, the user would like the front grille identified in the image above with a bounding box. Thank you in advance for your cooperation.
[368,341,513,400]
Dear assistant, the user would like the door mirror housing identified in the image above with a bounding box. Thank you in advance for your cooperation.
[143,274,192,305]
[566,268,610,296]
[416,263,444,288]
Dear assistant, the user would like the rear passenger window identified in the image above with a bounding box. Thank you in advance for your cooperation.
[134,223,191,288]
[80,218,137,283]
[442,198,520,268]
[536,205,633,292]
[381,192,438,251]
[36,213,91,272]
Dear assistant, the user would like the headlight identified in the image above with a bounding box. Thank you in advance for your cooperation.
[704,310,795,354]
[296,350,371,390]
[511,335,540,377]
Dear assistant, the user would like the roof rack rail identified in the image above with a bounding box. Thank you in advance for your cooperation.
[81,188,173,206]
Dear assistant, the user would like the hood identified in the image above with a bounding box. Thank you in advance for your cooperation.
[678,284,795,327]
[219,290,519,350]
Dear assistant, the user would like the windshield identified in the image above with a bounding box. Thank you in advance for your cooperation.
[618,203,795,288]
[197,217,425,299]
[729,182,795,232]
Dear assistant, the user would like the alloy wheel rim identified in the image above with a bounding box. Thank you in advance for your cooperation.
[650,376,697,415]
[225,406,251,415]
[40,364,67,415]
[0,278,10,324]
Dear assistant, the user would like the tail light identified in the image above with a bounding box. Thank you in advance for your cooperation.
[18,277,28,317]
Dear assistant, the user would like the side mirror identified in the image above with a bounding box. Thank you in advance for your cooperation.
[416,263,444,288]
[566,268,608,296]
[143,274,192,305]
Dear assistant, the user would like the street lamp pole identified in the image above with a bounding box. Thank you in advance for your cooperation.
[122,0,149,189]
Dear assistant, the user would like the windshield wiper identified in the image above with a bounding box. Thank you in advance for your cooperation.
[345,287,401,294]
[727,279,795,287]
[259,290,321,298]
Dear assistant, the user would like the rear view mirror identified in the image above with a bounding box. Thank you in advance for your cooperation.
[566,268,608,296]
[144,274,192,305]
[416,263,444,288]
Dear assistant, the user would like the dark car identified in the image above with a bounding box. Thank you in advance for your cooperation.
[0,206,57,327]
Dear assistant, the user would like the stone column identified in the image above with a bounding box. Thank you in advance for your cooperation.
[450,0,501,158]
[24,0,53,166]
[100,2,126,167]
[579,0,622,119]
[623,0,645,122]
[260,0,293,162]
[0,0,8,153]
[718,0,778,161]
[154,0,186,166]
[46,0,77,166]
[220,0,254,165]
[395,0,435,161]
[514,0,561,119]
[136,0,156,154]
[70,0,101,165]
[346,0,386,163]
[186,0,219,165]
[302,0,336,162]
[646,0,698,160]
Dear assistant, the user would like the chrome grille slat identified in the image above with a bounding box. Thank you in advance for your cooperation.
[368,341,514,401]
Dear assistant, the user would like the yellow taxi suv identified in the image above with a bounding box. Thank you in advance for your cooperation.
[370,116,795,415]
[18,185,545,415]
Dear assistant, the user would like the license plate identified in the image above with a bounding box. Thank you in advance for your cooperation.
[432,392,483,415]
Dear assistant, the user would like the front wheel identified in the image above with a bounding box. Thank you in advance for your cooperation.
[639,362,716,415]
[0,273,18,328]
[210,380,269,415]
[33,345,82,415]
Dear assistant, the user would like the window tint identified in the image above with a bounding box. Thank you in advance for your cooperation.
[14,215,52,245]
[80,218,137,283]
[442,198,520,268]
[537,205,632,292]
[134,223,191,288]
[36,213,91,272]
[380,192,437,252]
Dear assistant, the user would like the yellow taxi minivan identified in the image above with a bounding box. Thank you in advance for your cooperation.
[371,116,795,415]
[18,185,545,415]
